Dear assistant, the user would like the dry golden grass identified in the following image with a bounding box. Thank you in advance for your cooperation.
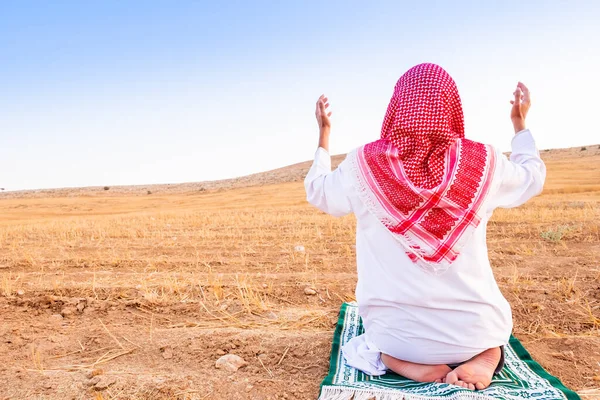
[0,145,599,399]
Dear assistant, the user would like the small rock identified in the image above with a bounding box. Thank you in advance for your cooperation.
[60,307,77,317]
[304,287,317,296]
[94,375,117,390]
[16,290,25,296]
[50,314,63,322]
[263,311,278,320]
[86,376,100,387]
[246,384,254,392]
[86,369,103,379]
[215,354,247,372]
[161,346,173,359]
[294,245,305,253]
[215,349,226,356]
[76,301,86,312]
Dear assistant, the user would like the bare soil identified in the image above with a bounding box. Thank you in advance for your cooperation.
[0,144,599,399]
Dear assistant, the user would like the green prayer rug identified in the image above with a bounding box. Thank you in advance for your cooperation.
[319,302,580,400]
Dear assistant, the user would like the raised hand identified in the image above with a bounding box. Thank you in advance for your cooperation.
[510,82,531,134]
[315,94,332,134]
[315,94,332,151]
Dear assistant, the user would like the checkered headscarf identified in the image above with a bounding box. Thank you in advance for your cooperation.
[349,64,497,273]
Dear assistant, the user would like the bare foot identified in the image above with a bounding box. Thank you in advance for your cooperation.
[445,347,501,390]
[381,354,451,383]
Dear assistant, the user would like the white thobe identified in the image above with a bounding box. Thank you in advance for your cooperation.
[304,130,546,375]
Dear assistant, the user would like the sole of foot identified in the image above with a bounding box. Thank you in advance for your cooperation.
[381,354,452,383]
[444,347,502,391]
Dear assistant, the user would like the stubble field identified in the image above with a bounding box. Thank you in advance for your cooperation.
[0,145,599,399]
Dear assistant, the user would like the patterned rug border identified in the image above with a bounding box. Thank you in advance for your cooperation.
[320,302,580,400]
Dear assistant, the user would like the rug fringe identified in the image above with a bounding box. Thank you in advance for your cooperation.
[318,385,489,400]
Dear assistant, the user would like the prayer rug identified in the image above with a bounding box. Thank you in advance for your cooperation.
[319,302,580,400]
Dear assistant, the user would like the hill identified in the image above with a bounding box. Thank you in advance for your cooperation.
[3,143,596,199]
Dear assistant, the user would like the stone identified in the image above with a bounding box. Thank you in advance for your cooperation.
[60,307,77,317]
[294,245,305,253]
[215,354,247,372]
[94,375,117,390]
[86,369,103,379]
[161,346,173,359]
[86,377,100,387]
[50,314,63,322]
[263,311,278,320]
[304,287,317,296]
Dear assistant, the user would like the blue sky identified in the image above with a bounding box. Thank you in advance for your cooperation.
[1,1,599,191]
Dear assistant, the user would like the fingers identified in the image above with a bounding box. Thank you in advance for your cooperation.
[316,94,331,118]
[513,87,522,106]
[518,82,531,105]
[316,95,329,106]
[511,82,530,106]
[316,95,326,112]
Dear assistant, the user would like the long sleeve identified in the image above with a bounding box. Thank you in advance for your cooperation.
[489,129,546,209]
[304,147,353,217]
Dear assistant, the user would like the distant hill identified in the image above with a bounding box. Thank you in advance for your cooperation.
[1,144,598,199]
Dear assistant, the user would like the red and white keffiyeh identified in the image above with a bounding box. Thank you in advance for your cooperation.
[348,63,497,273]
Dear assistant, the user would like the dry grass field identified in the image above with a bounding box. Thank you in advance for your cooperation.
[1,144,599,399]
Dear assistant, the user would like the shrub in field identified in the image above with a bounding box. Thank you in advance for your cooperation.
[540,225,570,242]
[103,186,110,191]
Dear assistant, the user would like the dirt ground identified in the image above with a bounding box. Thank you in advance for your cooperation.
[1,144,599,399]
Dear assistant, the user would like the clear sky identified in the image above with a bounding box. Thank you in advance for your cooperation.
[1,1,599,191]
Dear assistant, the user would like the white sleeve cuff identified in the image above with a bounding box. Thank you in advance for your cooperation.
[314,147,332,171]
[511,129,536,154]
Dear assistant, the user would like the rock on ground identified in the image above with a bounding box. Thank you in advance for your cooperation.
[215,354,247,372]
